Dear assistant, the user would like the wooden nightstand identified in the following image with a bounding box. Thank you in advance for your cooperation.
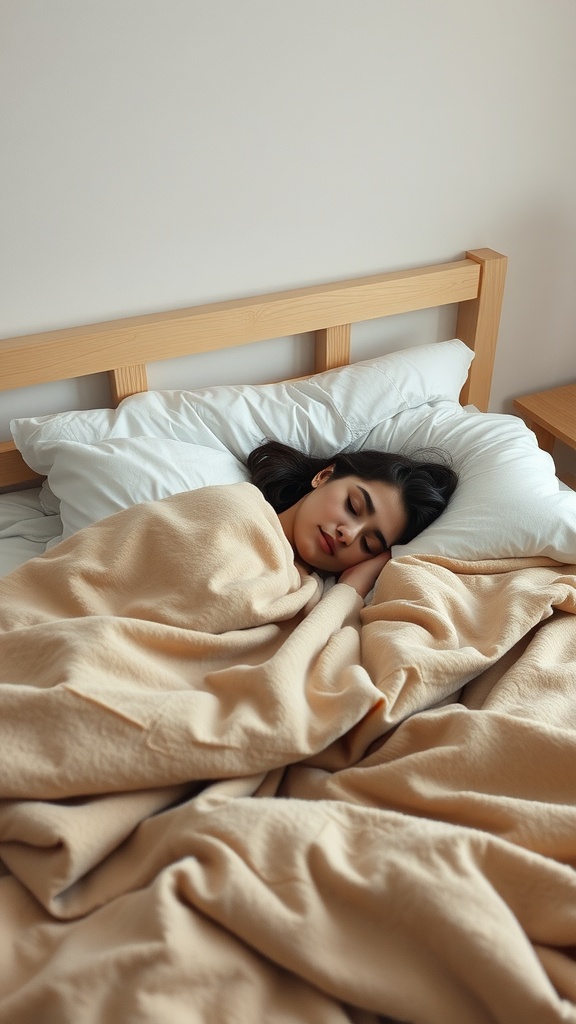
[514,383,576,490]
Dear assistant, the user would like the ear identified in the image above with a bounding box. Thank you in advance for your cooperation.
[311,464,335,488]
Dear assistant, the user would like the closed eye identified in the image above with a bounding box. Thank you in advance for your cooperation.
[348,490,388,554]
[358,486,388,552]
[348,495,383,554]
[362,536,380,556]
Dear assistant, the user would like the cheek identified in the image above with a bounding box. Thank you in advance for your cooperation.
[292,506,314,557]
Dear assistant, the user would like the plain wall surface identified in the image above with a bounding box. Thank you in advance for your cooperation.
[2,1,576,468]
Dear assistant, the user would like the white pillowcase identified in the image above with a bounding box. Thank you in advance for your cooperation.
[367,403,576,561]
[11,340,473,542]
[10,337,576,562]
[13,340,472,464]
[38,438,248,542]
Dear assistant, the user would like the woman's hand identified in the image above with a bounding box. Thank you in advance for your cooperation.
[338,550,391,598]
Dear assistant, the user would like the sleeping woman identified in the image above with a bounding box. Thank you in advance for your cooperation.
[247,440,458,599]
[0,437,459,801]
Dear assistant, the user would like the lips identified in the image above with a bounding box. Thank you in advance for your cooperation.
[319,528,335,556]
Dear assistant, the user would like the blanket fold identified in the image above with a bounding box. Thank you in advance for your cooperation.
[0,484,379,802]
[1,488,576,1024]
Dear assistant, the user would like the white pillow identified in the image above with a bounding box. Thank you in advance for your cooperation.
[10,340,473,542]
[367,403,576,562]
[12,340,473,468]
[37,438,248,542]
[11,337,576,562]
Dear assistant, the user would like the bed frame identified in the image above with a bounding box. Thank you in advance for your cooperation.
[0,247,507,492]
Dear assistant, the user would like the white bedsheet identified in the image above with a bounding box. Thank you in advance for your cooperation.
[0,488,62,576]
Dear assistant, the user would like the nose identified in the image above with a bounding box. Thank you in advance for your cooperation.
[336,522,360,546]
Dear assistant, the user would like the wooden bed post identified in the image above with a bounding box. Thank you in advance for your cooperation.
[108,365,148,405]
[314,324,352,373]
[456,248,508,412]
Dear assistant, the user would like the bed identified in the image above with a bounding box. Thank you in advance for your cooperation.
[1,247,576,1024]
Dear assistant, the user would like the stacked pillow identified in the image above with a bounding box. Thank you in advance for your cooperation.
[11,338,576,562]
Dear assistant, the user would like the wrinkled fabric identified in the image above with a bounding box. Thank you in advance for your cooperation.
[1,492,576,1024]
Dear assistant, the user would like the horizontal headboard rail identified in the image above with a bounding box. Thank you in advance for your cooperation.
[0,258,485,392]
[0,247,507,492]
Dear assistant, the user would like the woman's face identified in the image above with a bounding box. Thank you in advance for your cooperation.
[280,466,408,573]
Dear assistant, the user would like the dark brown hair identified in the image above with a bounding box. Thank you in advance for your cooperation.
[247,440,458,545]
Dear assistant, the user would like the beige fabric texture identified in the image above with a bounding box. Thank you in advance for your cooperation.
[1,483,576,1023]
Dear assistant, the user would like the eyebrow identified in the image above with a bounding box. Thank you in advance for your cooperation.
[358,486,388,550]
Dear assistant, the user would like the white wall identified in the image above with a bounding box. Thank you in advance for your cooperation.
[2,0,576,466]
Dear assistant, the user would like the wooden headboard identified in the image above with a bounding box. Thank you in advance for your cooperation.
[0,247,507,492]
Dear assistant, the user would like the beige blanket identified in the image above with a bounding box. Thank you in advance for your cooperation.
[1,483,576,1024]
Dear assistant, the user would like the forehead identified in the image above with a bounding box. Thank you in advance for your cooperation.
[348,475,400,504]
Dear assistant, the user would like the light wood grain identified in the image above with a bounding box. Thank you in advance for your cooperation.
[314,324,351,373]
[513,381,576,492]
[0,441,43,490]
[0,250,507,491]
[109,365,148,405]
[456,248,508,412]
[513,384,576,451]
[0,259,481,392]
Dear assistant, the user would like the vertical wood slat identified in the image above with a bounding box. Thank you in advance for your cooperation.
[0,441,43,491]
[314,324,351,373]
[1,365,150,491]
[456,248,508,412]
[108,365,148,405]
